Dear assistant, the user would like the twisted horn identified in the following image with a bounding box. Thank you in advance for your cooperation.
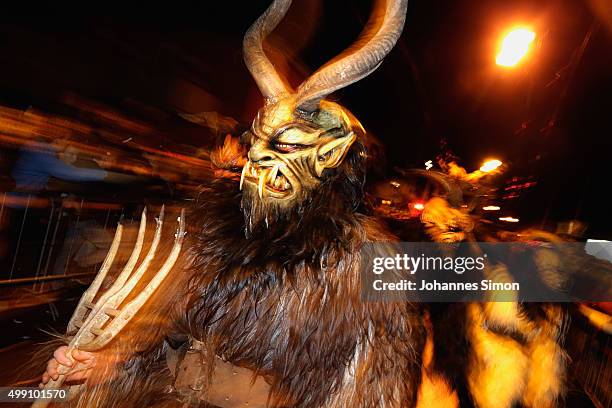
[243,0,293,103]
[296,0,408,112]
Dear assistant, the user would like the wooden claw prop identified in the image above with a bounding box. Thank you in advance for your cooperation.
[32,206,186,408]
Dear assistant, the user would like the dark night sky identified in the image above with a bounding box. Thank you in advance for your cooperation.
[0,0,611,237]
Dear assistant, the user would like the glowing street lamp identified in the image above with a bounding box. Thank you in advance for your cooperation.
[496,28,536,68]
[480,159,502,173]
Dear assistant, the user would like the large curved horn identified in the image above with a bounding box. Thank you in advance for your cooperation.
[243,0,293,103]
[296,0,408,112]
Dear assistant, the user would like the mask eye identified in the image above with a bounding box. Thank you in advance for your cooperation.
[272,142,305,153]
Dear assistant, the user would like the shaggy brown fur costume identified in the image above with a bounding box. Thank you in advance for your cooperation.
[62,143,426,408]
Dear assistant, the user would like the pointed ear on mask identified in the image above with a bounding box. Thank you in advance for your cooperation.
[315,132,356,177]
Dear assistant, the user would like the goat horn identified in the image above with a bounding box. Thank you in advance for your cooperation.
[296,0,408,112]
[243,0,293,103]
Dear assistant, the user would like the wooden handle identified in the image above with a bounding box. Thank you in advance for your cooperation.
[31,355,84,408]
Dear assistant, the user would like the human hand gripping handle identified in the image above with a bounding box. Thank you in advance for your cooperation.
[32,345,96,408]
[40,345,96,387]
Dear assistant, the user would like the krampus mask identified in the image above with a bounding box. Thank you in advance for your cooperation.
[240,0,407,230]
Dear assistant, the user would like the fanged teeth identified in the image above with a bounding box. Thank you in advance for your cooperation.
[258,168,270,199]
[249,164,292,197]
[240,162,248,190]
[269,164,279,185]
[267,173,291,191]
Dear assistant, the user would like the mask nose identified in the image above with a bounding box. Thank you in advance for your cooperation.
[248,148,274,164]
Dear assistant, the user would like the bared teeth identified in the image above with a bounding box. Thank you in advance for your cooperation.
[247,164,292,194]
[269,164,279,184]
[268,173,286,191]
[258,168,270,199]
[272,174,291,191]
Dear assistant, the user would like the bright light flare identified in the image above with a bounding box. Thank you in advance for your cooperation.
[480,159,502,173]
[483,205,501,211]
[413,202,425,211]
[499,216,520,223]
[496,28,536,67]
